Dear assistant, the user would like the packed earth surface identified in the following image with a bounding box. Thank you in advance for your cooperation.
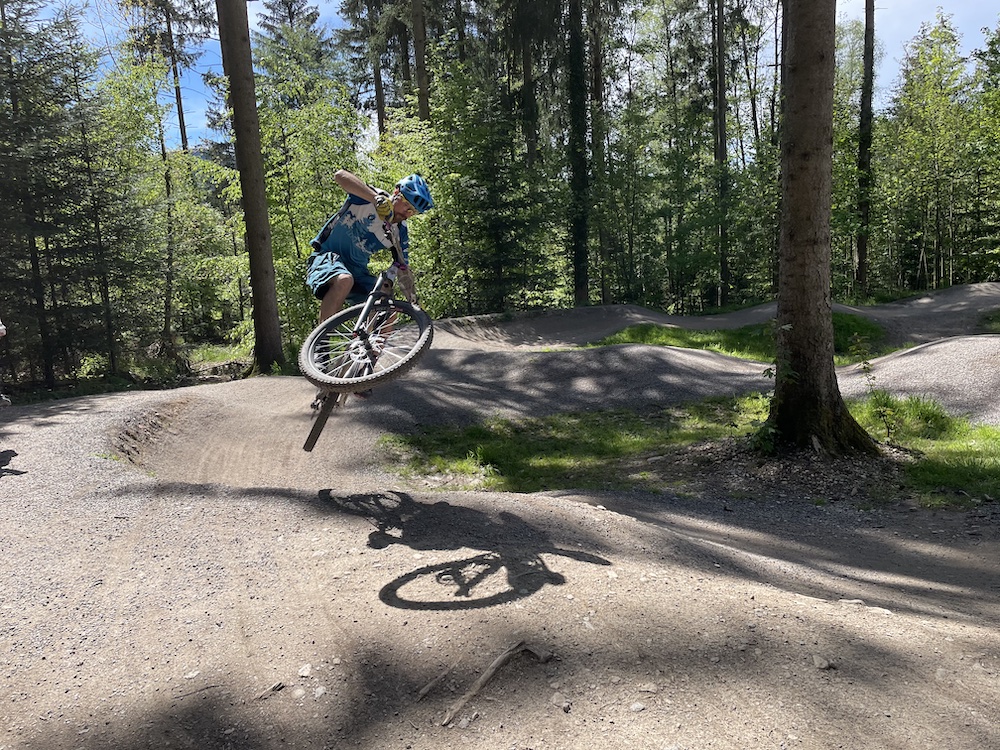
[2,283,1000,750]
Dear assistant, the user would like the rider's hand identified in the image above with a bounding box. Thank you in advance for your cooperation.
[374,195,393,222]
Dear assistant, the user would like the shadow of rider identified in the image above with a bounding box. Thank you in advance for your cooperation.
[316,490,611,610]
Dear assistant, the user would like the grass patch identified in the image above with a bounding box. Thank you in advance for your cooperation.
[850,392,1000,508]
[594,323,775,361]
[189,343,244,365]
[979,308,1000,333]
[380,394,772,493]
[384,391,999,509]
[593,312,892,365]
[381,400,760,494]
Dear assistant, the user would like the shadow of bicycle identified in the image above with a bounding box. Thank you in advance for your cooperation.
[316,490,611,610]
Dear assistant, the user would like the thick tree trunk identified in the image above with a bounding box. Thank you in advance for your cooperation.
[216,0,285,374]
[761,0,876,456]
[453,0,466,62]
[157,121,178,365]
[396,22,412,84]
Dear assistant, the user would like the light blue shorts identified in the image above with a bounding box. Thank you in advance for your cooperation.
[306,251,378,304]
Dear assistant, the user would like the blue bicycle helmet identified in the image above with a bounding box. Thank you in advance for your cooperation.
[396,173,434,213]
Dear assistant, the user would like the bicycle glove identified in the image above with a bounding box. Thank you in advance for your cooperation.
[374,195,393,221]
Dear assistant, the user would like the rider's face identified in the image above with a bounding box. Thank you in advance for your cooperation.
[391,192,417,221]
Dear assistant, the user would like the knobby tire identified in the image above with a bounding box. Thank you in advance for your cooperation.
[298,299,433,392]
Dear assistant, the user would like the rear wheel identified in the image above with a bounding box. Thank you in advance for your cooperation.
[299,299,433,392]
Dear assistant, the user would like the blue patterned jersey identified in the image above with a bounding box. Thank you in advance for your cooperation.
[309,192,409,272]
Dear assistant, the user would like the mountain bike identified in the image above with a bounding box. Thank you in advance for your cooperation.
[298,246,433,452]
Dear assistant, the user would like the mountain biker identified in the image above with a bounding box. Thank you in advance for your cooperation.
[306,170,434,323]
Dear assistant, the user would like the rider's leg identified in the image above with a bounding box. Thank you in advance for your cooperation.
[319,274,355,322]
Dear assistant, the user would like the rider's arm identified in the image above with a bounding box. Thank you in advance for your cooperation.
[333,170,380,204]
[398,224,410,266]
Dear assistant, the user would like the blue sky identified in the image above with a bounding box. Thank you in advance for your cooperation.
[82,0,343,145]
[83,2,1000,147]
[839,2,999,97]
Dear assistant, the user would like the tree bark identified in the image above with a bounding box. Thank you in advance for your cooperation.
[453,0,466,62]
[164,11,189,152]
[411,0,430,120]
[761,0,876,455]
[855,0,874,295]
[712,0,731,307]
[215,0,285,373]
[367,0,387,135]
[521,36,538,165]
[588,0,611,303]
[567,0,589,306]
[157,120,178,363]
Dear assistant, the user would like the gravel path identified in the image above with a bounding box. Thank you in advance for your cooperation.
[1,283,999,750]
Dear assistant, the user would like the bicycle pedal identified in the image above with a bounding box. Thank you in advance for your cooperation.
[310,391,328,411]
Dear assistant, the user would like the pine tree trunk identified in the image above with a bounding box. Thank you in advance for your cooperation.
[855,0,874,295]
[521,38,538,165]
[411,0,430,120]
[165,11,189,152]
[567,0,589,306]
[761,0,876,456]
[453,0,466,61]
[712,0,731,307]
[588,0,611,303]
[368,0,387,135]
[216,0,285,374]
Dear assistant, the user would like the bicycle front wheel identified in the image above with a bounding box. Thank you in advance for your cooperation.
[298,300,433,392]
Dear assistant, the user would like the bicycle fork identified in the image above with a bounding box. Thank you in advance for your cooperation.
[349,274,394,368]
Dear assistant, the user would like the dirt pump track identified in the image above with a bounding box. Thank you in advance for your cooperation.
[1,283,1000,750]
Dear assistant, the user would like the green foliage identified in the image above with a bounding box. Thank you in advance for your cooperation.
[401,48,568,318]
[253,18,365,348]
[189,343,243,365]
[831,312,889,358]
[875,12,982,291]
[852,392,961,442]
